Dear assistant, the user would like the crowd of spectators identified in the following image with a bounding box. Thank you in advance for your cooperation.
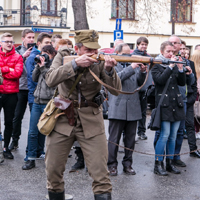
[0,29,200,179]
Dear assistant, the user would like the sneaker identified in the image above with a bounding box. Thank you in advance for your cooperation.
[183,134,188,139]
[138,133,148,140]
[3,148,14,159]
[195,133,200,140]
[9,141,19,151]
[37,153,45,160]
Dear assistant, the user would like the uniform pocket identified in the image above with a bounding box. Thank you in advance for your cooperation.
[177,94,184,107]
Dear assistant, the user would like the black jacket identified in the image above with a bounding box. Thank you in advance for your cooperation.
[151,64,186,122]
[187,60,197,105]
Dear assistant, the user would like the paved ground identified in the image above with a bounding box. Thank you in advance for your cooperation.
[0,108,200,200]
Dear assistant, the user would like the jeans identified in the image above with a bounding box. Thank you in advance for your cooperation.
[174,102,187,160]
[0,93,18,148]
[28,103,46,159]
[155,121,180,161]
[12,90,28,143]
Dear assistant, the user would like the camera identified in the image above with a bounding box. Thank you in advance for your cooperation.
[34,54,49,64]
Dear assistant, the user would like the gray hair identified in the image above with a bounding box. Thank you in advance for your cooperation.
[114,39,124,47]
[168,35,181,43]
[114,43,129,53]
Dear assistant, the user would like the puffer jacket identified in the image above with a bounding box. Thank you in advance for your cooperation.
[0,47,23,94]
[32,60,56,104]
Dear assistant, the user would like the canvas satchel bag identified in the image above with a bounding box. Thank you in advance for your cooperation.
[148,78,170,131]
[37,70,85,135]
[37,88,61,136]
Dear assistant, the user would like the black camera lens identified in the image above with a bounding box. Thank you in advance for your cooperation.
[34,54,49,64]
[34,56,41,64]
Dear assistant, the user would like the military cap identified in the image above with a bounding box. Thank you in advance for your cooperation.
[74,30,101,49]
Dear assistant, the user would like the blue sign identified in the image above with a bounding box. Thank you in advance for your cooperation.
[32,28,53,34]
[114,30,123,41]
[115,18,122,30]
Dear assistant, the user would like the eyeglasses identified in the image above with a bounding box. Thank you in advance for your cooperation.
[171,42,180,45]
[1,41,15,44]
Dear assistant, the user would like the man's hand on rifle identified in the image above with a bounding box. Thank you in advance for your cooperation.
[140,64,147,73]
[104,55,117,72]
[75,53,98,68]
[131,63,147,72]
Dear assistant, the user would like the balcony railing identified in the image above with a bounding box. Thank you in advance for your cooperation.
[0,9,67,27]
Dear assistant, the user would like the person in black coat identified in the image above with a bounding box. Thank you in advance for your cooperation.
[151,41,186,176]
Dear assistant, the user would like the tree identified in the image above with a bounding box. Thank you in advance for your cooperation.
[72,0,89,30]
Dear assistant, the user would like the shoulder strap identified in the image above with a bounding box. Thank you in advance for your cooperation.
[88,67,150,95]
[157,77,171,107]
[67,69,86,98]
[52,69,86,99]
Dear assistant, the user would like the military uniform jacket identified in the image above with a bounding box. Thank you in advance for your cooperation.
[108,63,146,121]
[45,48,121,138]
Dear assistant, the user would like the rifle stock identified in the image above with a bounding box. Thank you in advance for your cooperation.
[63,54,185,65]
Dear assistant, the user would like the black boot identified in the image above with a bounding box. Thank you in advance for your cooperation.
[94,193,112,200]
[3,148,14,159]
[22,160,35,170]
[48,191,65,200]
[70,147,85,172]
[166,159,181,174]
[154,160,168,176]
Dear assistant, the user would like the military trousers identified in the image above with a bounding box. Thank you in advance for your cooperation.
[45,127,112,194]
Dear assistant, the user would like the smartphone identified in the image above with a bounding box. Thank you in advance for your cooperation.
[27,43,36,49]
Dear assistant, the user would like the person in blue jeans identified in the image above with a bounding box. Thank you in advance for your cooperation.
[24,32,52,161]
[22,45,57,170]
[152,41,186,176]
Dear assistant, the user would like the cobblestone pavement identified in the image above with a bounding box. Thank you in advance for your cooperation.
[0,108,200,200]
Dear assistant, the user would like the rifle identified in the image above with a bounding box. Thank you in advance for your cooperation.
[63,52,186,67]
[63,53,186,95]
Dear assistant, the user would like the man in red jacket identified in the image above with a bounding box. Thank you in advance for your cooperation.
[0,32,23,159]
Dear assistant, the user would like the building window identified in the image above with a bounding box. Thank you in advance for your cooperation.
[41,0,57,15]
[171,0,192,22]
[111,0,135,19]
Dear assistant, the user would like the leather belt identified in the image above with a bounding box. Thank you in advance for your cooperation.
[73,100,99,108]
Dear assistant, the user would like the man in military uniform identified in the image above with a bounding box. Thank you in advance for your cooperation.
[45,30,121,200]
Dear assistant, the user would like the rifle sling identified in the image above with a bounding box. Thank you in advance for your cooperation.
[88,66,151,95]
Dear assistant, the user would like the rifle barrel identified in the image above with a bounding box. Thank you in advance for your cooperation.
[63,53,186,65]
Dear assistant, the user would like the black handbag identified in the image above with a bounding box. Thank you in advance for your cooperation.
[148,78,170,131]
